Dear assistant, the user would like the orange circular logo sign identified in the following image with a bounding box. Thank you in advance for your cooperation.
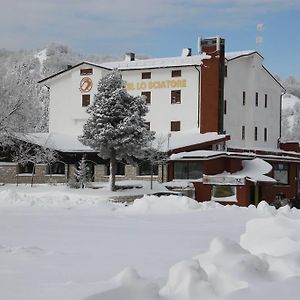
[80,77,93,93]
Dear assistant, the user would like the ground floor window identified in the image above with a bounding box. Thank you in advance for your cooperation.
[139,160,158,176]
[106,162,125,176]
[47,162,65,175]
[18,162,34,174]
[212,185,237,202]
[174,161,202,179]
[273,163,289,185]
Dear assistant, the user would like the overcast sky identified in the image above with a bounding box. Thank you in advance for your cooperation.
[1,0,300,78]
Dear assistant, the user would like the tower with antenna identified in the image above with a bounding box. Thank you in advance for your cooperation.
[256,23,264,52]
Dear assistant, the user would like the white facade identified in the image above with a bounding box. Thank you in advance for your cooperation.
[42,50,284,152]
[45,56,205,137]
[224,52,284,150]
[48,64,110,135]
[121,67,200,134]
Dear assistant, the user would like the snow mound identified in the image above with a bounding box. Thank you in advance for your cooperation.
[93,212,300,300]
[240,216,300,256]
[0,189,114,210]
[256,200,277,215]
[125,195,201,214]
[85,267,159,300]
[160,259,215,300]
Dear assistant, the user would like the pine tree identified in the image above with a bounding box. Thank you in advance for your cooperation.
[79,69,154,191]
[74,156,89,189]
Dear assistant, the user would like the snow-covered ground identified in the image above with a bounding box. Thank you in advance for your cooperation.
[0,183,300,300]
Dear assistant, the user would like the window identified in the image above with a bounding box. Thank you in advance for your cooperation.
[139,160,158,176]
[243,91,246,105]
[174,161,203,179]
[144,122,150,130]
[47,162,65,175]
[18,162,34,174]
[224,99,227,115]
[212,186,236,201]
[171,121,181,131]
[106,162,125,176]
[273,163,289,185]
[242,126,245,140]
[142,72,151,79]
[82,94,90,107]
[254,126,258,141]
[80,68,93,75]
[264,128,268,142]
[264,94,268,108]
[171,70,181,77]
[255,92,259,106]
[141,91,151,104]
[171,90,181,104]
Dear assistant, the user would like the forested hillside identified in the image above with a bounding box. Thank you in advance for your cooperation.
[280,76,300,141]
[0,44,121,139]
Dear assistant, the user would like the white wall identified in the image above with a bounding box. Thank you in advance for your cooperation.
[49,64,109,135]
[48,64,201,136]
[224,54,283,150]
[47,56,283,152]
[122,67,200,134]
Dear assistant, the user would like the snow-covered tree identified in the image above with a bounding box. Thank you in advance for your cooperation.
[74,156,89,189]
[79,70,154,191]
[12,142,58,186]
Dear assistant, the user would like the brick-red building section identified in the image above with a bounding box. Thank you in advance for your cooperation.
[200,45,223,134]
[261,161,298,202]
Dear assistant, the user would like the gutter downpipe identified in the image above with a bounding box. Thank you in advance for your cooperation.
[194,65,201,130]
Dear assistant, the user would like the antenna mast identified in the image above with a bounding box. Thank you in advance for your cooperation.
[256,23,264,51]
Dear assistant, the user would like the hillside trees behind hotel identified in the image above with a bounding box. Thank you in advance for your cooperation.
[80,70,154,191]
[0,44,123,139]
[0,56,42,144]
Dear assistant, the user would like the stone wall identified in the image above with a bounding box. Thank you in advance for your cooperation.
[0,162,165,185]
[0,163,17,184]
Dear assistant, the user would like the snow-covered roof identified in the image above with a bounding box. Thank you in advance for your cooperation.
[225,50,259,61]
[204,158,276,184]
[234,158,276,183]
[154,130,229,152]
[14,133,94,153]
[38,61,110,84]
[170,150,225,161]
[101,53,209,70]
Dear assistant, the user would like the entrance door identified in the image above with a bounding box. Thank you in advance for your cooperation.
[250,184,261,206]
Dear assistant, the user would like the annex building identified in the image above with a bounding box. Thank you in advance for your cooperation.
[1,37,300,207]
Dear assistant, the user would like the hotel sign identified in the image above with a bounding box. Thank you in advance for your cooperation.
[203,175,245,186]
[127,79,187,91]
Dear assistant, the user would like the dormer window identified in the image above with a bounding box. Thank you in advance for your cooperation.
[142,72,151,79]
[171,70,181,77]
[80,68,93,75]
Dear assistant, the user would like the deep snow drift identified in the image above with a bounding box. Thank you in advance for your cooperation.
[0,184,300,300]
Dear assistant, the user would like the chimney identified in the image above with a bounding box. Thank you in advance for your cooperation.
[181,48,192,57]
[125,52,135,62]
[199,37,225,134]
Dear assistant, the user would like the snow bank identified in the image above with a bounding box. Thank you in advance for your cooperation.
[240,215,300,256]
[90,208,300,300]
[126,195,200,214]
[160,260,215,300]
[85,267,160,300]
[0,188,115,210]
[125,195,223,214]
